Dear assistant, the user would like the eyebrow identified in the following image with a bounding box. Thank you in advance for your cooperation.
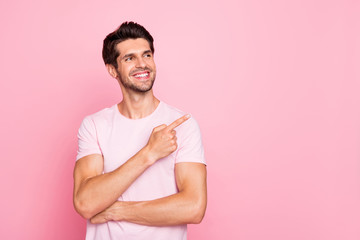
[122,50,152,60]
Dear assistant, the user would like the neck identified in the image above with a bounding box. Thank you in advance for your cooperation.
[118,89,160,119]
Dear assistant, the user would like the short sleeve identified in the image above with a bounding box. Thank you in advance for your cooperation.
[76,116,102,161]
[175,118,206,165]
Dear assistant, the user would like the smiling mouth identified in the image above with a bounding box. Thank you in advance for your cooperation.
[132,71,150,80]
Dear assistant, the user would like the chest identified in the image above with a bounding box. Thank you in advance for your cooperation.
[96,120,178,200]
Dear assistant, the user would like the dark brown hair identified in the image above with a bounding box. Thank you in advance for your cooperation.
[102,21,154,68]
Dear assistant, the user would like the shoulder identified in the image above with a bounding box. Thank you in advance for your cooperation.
[81,104,117,126]
[160,102,185,118]
[160,102,201,135]
[161,103,206,165]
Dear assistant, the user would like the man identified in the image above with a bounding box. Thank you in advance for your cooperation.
[73,21,207,240]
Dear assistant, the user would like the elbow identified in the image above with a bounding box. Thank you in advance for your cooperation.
[73,198,97,220]
[190,208,206,224]
[188,199,207,224]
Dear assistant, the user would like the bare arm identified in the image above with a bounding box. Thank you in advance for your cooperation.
[73,115,190,219]
[90,162,207,226]
[73,149,152,219]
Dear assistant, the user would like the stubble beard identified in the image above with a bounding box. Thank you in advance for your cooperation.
[117,69,156,93]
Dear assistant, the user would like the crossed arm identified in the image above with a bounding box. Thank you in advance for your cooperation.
[73,115,207,225]
[90,162,206,225]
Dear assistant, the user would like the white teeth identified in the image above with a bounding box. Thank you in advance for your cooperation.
[134,73,148,77]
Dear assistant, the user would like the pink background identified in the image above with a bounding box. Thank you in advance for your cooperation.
[1,0,359,239]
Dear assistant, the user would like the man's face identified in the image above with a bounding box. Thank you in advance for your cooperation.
[113,38,156,93]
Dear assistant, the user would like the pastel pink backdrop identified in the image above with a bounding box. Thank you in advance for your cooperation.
[0,0,359,239]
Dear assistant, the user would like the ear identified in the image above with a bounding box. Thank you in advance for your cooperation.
[106,64,118,78]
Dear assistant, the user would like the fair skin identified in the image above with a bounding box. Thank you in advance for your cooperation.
[73,38,207,225]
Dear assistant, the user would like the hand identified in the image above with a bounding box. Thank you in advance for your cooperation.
[90,201,124,224]
[145,114,190,163]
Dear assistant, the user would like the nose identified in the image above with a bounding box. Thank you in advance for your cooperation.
[135,57,146,68]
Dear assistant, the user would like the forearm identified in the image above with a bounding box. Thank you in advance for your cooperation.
[91,190,207,226]
[122,192,206,225]
[74,147,153,219]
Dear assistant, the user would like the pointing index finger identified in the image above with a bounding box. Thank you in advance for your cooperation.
[167,114,191,131]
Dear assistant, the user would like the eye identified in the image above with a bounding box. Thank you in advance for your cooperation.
[144,53,152,58]
[124,57,133,62]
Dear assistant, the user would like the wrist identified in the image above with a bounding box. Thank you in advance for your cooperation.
[110,201,125,222]
[115,201,138,222]
[140,145,157,166]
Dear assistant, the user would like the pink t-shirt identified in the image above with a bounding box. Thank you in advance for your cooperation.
[76,101,206,240]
